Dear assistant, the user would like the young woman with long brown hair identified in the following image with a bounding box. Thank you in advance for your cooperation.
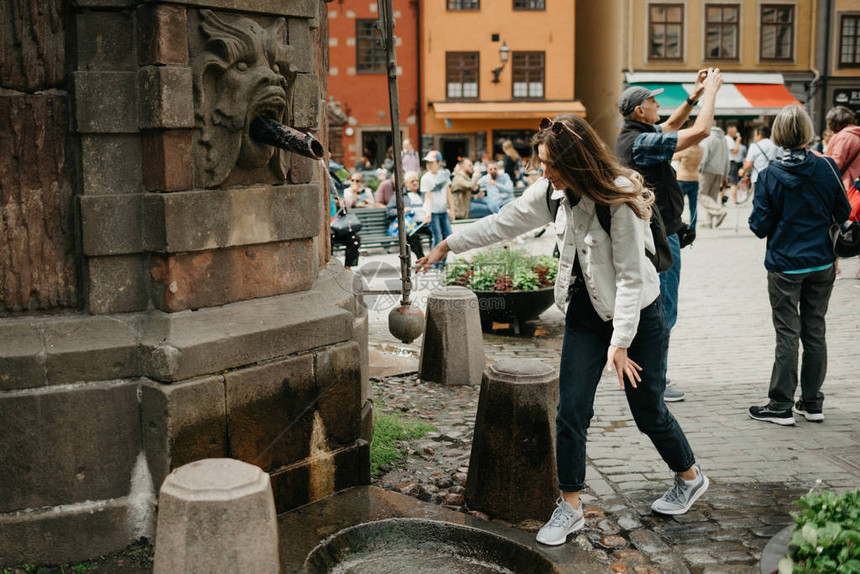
[416,114,707,545]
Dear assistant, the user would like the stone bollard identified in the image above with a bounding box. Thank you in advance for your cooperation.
[465,360,559,523]
[154,458,281,574]
[419,286,485,386]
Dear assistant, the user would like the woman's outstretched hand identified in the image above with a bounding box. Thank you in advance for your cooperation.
[415,240,450,274]
[605,345,642,389]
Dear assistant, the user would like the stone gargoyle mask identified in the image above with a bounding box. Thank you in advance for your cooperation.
[193,9,298,188]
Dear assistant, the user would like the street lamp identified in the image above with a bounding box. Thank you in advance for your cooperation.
[490,41,510,83]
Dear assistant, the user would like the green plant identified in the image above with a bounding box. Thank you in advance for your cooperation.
[512,269,540,291]
[445,245,558,292]
[778,485,860,573]
[468,267,498,291]
[370,411,435,477]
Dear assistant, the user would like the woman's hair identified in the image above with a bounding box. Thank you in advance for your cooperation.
[771,105,815,149]
[826,105,856,133]
[502,140,522,161]
[530,114,653,219]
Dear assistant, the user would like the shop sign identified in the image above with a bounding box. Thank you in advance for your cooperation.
[834,89,860,115]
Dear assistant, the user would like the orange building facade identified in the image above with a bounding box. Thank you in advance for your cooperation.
[420,1,584,168]
[326,0,420,169]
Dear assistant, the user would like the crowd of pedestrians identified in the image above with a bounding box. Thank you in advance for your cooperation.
[328,74,860,537]
[330,137,531,268]
[404,66,860,548]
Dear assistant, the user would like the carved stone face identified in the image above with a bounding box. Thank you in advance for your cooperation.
[193,10,297,188]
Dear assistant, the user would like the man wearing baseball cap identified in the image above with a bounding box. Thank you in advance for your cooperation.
[615,68,723,402]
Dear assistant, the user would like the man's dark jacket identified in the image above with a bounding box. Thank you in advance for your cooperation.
[749,153,850,272]
[615,119,685,234]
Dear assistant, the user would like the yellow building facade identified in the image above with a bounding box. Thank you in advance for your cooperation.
[577,0,822,146]
[420,1,584,167]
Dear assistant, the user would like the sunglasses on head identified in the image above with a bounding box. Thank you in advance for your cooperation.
[540,117,583,140]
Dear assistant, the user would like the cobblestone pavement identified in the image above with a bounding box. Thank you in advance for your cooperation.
[355,202,860,573]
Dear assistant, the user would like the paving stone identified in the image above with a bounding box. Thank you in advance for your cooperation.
[629,529,672,554]
[360,212,860,572]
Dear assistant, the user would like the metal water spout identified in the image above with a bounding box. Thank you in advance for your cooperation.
[249,117,325,160]
[378,0,425,344]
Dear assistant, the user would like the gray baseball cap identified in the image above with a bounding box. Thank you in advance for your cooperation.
[617,86,665,116]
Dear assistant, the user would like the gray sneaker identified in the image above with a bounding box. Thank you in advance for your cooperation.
[663,386,686,402]
[535,498,585,546]
[651,465,709,515]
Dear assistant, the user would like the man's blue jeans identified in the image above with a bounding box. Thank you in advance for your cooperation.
[556,282,695,491]
[429,212,453,267]
[468,199,494,219]
[659,232,682,381]
[679,181,698,229]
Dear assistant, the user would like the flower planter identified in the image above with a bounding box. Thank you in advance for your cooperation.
[472,287,555,334]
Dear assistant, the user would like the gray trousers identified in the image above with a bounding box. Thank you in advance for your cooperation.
[766,266,835,410]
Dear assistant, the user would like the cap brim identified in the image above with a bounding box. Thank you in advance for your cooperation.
[648,88,665,97]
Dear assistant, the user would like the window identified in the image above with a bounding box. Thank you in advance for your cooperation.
[705,4,739,59]
[513,0,545,9]
[356,19,385,73]
[760,4,794,61]
[839,14,860,67]
[447,0,479,9]
[446,52,479,99]
[649,4,684,60]
[512,52,545,99]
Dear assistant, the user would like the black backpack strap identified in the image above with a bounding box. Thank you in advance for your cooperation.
[544,179,561,221]
[595,203,611,236]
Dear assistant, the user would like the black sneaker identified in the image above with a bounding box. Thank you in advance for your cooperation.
[792,400,824,422]
[749,405,795,426]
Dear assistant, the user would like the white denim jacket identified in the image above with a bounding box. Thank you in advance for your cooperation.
[446,178,661,348]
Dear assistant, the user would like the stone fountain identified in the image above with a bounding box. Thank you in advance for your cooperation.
[1,0,370,565]
[1,1,605,571]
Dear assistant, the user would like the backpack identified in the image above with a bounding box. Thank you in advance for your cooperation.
[545,182,673,273]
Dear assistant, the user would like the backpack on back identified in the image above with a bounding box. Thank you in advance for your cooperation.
[545,183,673,273]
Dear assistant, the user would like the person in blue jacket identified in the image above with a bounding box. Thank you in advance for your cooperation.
[748,105,851,426]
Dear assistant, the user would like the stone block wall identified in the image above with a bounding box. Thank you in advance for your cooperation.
[68,2,325,315]
[1,0,371,566]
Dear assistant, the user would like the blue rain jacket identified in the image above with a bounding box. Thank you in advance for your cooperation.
[749,151,851,272]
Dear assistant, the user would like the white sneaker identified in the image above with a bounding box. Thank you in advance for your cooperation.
[535,498,584,546]
[651,465,709,515]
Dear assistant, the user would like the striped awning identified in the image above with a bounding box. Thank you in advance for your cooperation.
[626,72,800,117]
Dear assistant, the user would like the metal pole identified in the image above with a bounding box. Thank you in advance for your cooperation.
[378,0,412,307]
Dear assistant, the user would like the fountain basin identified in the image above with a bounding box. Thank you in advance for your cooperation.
[304,518,557,574]
[279,487,605,574]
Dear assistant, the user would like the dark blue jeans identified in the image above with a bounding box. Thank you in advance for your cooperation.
[429,212,453,268]
[556,282,695,492]
[468,199,494,219]
[429,212,452,247]
[679,180,698,229]
[659,232,682,382]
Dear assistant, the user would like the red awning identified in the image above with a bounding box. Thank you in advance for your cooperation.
[734,84,799,108]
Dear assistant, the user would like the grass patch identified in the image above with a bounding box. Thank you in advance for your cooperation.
[370,410,435,477]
